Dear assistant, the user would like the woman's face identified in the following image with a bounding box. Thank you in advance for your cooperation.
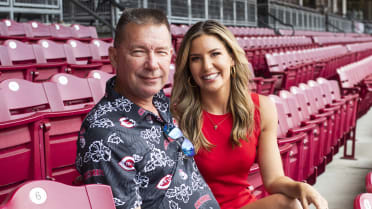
[188,34,234,94]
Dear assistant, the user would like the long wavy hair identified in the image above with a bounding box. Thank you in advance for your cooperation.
[170,20,255,152]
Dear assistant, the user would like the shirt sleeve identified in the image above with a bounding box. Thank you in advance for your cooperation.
[76,124,143,209]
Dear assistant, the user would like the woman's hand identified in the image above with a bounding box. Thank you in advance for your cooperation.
[296,182,328,209]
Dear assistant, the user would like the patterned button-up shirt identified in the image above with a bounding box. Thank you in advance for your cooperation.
[76,77,220,209]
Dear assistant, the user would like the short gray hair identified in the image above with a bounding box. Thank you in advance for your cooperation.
[113,8,171,47]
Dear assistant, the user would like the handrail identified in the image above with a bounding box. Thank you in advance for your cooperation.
[259,10,295,36]
[69,0,115,32]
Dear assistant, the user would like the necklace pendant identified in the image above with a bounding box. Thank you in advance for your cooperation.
[213,125,218,130]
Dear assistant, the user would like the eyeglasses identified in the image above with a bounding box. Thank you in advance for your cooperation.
[163,124,195,157]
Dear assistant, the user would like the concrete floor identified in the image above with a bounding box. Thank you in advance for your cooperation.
[311,107,372,209]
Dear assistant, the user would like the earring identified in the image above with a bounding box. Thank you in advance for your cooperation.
[188,77,197,88]
[231,66,236,78]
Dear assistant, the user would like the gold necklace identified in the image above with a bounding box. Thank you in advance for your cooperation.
[205,112,230,130]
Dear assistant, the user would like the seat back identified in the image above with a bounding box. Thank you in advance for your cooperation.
[0,79,51,121]
[43,73,95,111]
[354,193,372,209]
[4,39,36,65]
[50,24,73,40]
[367,172,372,193]
[87,70,114,103]
[27,21,52,39]
[1,19,31,38]
[71,24,98,39]
[0,180,116,209]
[36,39,73,64]
[90,39,112,60]
[66,39,95,65]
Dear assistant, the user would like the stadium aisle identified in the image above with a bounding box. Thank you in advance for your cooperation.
[311,107,372,209]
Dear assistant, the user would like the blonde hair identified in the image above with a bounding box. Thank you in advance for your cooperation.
[170,20,255,152]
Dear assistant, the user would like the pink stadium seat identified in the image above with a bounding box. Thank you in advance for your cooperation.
[26,21,52,41]
[2,39,68,82]
[43,73,95,111]
[366,172,372,193]
[87,70,114,102]
[327,79,359,159]
[0,79,51,202]
[0,19,31,41]
[163,64,175,97]
[0,115,45,203]
[269,95,315,182]
[42,73,94,185]
[36,39,101,78]
[65,39,103,77]
[49,23,73,42]
[0,180,116,209]
[270,94,318,183]
[71,24,98,41]
[354,193,372,209]
[290,84,336,163]
[265,53,297,90]
[0,79,51,121]
[279,89,328,176]
[89,39,114,73]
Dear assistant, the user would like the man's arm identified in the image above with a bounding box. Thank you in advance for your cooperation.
[76,126,142,209]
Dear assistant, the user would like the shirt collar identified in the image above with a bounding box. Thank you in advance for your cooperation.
[105,76,171,124]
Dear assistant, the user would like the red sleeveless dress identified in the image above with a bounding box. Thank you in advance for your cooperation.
[194,93,261,209]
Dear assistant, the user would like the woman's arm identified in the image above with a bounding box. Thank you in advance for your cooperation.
[257,95,327,209]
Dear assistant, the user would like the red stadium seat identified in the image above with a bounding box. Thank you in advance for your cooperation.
[0,180,116,209]
[65,39,103,77]
[89,39,114,73]
[0,79,51,202]
[87,70,114,103]
[0,79,51,121]
[163,64,175,97]
[49,23,73,42]
[0,19,31,41]
[1,39,68,82]
[26,21,52,41]
[42,73,94,185]
[270,94,318,183]
[367,172,372,193]
[71,24,98,41]
[279,89,328,176]
[269,95,314,182]
[354,193,372,209]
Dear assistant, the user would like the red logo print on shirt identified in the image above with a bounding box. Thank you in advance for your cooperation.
[138,108,145,116]
[118,156,135,171]
[119,117,135,128]
[195,194,212,209]
[156,174,172,190]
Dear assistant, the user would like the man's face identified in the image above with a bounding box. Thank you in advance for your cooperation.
[109,23,173,102]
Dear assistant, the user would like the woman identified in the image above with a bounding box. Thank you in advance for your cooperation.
[170,20,328,209]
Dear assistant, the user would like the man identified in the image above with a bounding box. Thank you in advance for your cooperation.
[76,8,220,209]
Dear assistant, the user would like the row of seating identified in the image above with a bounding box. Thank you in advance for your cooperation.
[241,36,315,71]
[0,71,114,202]
[0,19,108,43]
[278,29,369,37]
[0,39,113,82]
[346,42,372,62]
[247,78,359,198]
[264,44,372,91]
[337,55,372,118]
[313,36,372,46]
